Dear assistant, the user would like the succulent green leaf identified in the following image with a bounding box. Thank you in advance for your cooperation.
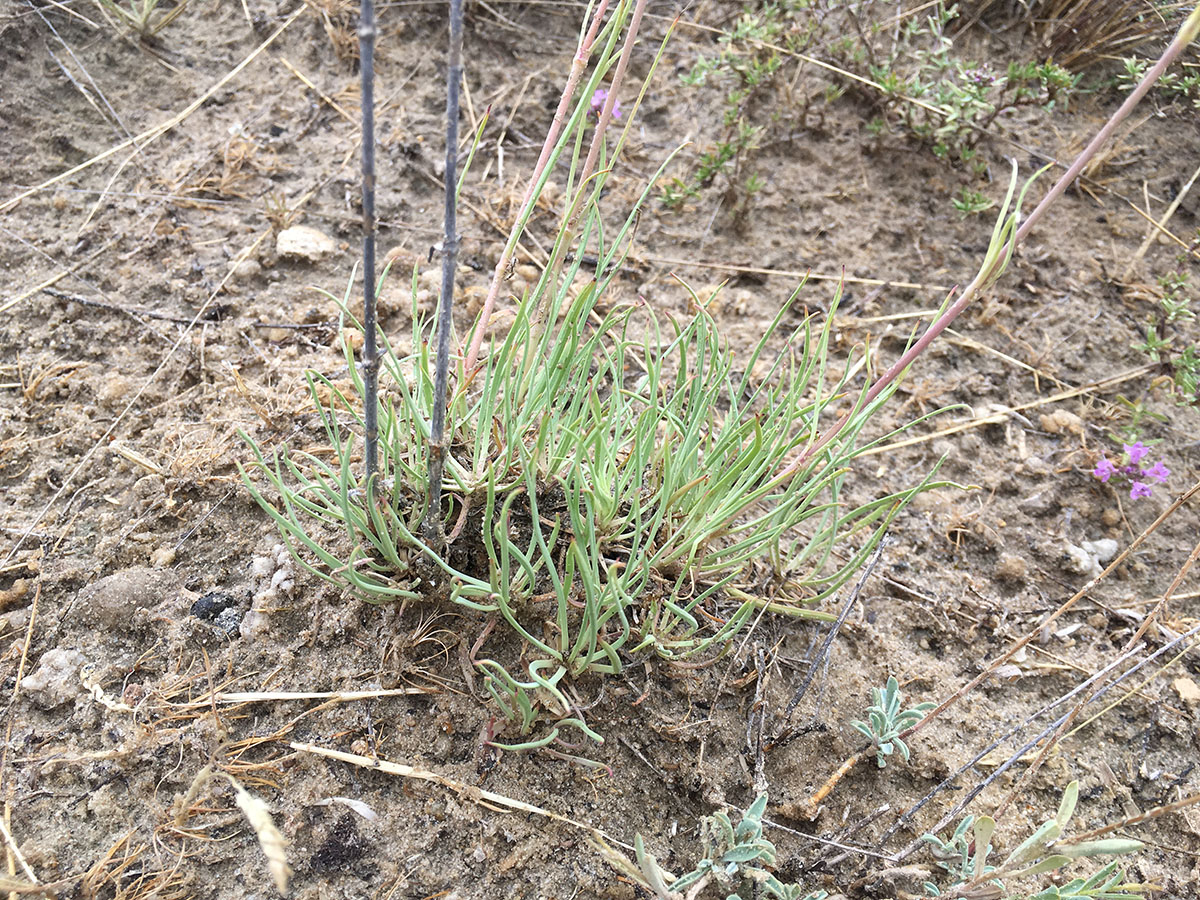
[1057,839,1146,859]
[1055,780,1080,829]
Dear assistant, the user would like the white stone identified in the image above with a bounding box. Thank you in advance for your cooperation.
[276,225,336,262]
[21,648,86,708]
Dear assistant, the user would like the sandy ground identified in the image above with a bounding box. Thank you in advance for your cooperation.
[2,1,1199,898]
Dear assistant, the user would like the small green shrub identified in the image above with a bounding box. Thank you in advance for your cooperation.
[630,793,828,900]
[238,2,957,753]
[238,17,952,748]
[241,255,944,748]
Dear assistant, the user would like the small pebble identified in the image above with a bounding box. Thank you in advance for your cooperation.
[233,257,262,279]
[0,578,28,611]
[1039,410,1084,435]
[21,649,86,708]
[212,606,243,637]
[276,225,336,262]
[190,590,236,622]
[995,554,1028,581]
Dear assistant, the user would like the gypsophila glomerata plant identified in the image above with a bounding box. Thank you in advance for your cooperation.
[239,4,948,754]
[670,1,1081,215]
[864,3,1079,167]
[921,781,1150,899]
[1092,441,1170,501]
[632,794,828,900]
[1131,270,1199,406]
[852,675,935,767]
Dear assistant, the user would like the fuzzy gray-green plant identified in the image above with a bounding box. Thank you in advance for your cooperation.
[851,675,935,767]
[628,794,827,900]
[921,781,1150,900]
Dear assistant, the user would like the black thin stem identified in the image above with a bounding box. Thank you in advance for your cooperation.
[776,539,886,734]
[422,0,464,547]
[359,0,380,490]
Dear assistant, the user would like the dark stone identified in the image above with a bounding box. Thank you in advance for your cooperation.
[189,591,236,622]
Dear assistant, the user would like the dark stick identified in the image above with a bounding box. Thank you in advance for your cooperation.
[773,538,887,739]
[421,0,464,547]
[359,0,380,490]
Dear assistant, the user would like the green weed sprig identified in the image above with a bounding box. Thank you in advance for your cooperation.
[92,0,187,37]
[1129,270,1200,406]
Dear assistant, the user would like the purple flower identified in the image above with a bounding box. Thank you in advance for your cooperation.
[1143,461,1170,483]
[590,88,621,120]
[1124,442,1150,465]
[1092,458,1117,483]
[1129,481,1153,500]
[962,67,995,86]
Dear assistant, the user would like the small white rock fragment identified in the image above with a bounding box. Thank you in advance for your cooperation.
[325,797,379,821]
[1173,677,1200,705]
[1063,538,1120,578]
[276,226,336,262]
[241,544,294,641]
[993,664,1023,682]
[1083,538,1119,563]
[21,648,87,708]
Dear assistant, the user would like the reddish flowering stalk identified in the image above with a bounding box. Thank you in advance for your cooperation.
[462,0,613,373]
[535,0,648,314]
[564,0,646,235]
[769,6,1200,489]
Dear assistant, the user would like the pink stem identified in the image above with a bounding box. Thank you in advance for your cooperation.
[537,0,649,294]
[462,0,612,372]
[774,11,1200,484]
[567,0,648,234]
